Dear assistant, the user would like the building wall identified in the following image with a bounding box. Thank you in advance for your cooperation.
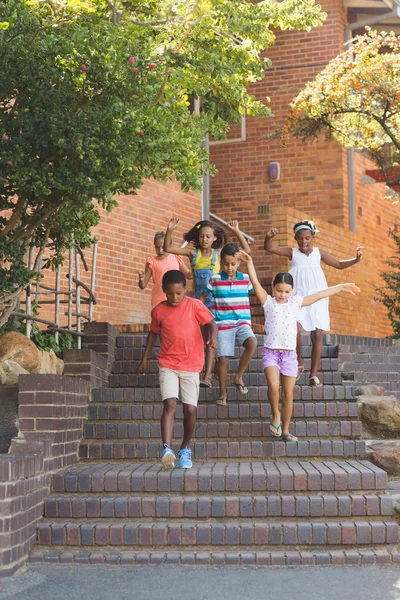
[269,206,394,337]
[36,180,200,327]
[209,0,398,336]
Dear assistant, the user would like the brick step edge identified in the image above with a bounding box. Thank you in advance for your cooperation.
[111,359,340,375]
[83,421,363,441]
[43,493,395,520]
[88,401,360,421]
[78,440,366,461]
[94,386,356,402]
[29,548,400,567]
[35,520,399,547]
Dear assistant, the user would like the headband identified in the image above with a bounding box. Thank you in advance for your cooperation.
[294,221,319,235]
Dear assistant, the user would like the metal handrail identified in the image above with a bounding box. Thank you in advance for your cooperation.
[209,212,254,244]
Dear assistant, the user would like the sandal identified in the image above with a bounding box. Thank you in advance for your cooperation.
[233,381,248,395]
[200,375,213,388]
[309,375,322,387]
[269,419,282,438]
[216,397,227,406]
[282,432,298,442]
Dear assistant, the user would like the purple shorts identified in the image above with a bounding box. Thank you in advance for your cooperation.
[262,347,298,377]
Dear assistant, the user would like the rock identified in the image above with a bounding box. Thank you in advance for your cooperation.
[37,349,64,376]
[0,331,64,383]
[352,385,385,398]
[370,443,400,476]
[0,331,41,371]
[0,360,29,386]
[359,395,400,435]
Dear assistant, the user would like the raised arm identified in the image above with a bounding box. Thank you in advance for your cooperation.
[163,218,193,258]
[235,250,268,305]
[179,259,192,280]
[226,220,252,254]
[302,283,360,307]
[264,228,292,259]
[320,247,363,270]
[138,262,152,290]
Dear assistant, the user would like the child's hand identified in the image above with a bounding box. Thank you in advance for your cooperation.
[265,228,278,239]
[167,217,179,231]
[342,283,361,295]
[138,271,144,282]
[226,220,239,231]
[235,249,252,263]
[206,337,218,350]
[136,359,147,375]
[356,246,364,261]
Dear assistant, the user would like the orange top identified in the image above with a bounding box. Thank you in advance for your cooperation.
[146,253,183,307]
[150,296,213,372]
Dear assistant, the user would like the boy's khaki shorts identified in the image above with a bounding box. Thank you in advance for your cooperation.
[159,367,199,407]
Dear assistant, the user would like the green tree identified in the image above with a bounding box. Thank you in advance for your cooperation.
[280,29,400,188]
[375,228,400,337]
[0,0,325,326]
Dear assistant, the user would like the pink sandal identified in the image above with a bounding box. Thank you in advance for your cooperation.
[309,376,322,387]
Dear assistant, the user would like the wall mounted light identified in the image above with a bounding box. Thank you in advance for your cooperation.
[268,162,280,181]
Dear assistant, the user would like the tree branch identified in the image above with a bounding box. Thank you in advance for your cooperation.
[0,195,27,238]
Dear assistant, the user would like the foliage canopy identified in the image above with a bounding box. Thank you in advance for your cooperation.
[281,29,400,188]
[0,0,325,326]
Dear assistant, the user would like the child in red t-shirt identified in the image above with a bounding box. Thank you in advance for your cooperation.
[136,270,218,469]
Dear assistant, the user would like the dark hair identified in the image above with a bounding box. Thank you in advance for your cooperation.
[183,220,227,249]
[272,271,294,287]
[220,243,239,260]
[162,270,186,288]
[293,220,319,236]
[153,231,165,244]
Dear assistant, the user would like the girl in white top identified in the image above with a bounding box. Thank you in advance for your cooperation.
[264,220,363,387]
[237,250,360,442]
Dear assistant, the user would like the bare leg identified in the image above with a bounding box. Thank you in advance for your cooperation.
[233,336,257,389]
[296,322,304,376]
[181,404,197,448]
[217,356,230,404]
[281,374,297,439]
[264,366,281,434]
[161,398,177,447]
[310,328,323,382]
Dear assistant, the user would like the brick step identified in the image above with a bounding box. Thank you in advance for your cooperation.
[115,333,338,354]
[88,401,360,422]
[113,346,338,363]
[111,357,340,375]
[29,547,400,567]
[78,440,366,461]
[35,520,399,548]
[51,461,388,493]
[109,372,347,388]
[43,493,394,520]
[94,385,355,403]
[82,420,362,441]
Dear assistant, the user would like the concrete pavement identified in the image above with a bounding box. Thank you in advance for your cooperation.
[1,565,400,600]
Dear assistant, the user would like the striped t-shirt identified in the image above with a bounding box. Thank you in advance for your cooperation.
[206,272,253,330]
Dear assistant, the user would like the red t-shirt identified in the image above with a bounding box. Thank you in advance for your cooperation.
[150,296,214,372]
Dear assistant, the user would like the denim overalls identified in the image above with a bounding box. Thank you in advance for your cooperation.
[191,248,218,309]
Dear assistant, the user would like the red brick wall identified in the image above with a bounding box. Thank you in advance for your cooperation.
[209,0,399,336]
[265,206,395,337]
[37,180,200,327]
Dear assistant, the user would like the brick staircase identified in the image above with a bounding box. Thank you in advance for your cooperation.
[31,333,400,566]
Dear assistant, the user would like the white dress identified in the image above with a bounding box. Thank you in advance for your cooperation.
[289,247,330,332]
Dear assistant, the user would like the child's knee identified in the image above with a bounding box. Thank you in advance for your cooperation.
[218,356,230,366]
[183,403,197,416]
[245,336,257,351]
[163,398,177,412]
